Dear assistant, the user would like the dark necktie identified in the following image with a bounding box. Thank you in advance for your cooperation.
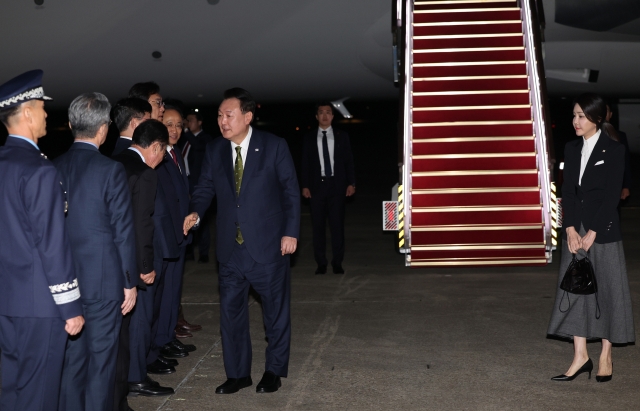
[169,149,181,174]
[322,131,332,177]
[234,146,244,244]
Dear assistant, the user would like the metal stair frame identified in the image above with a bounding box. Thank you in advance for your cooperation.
[398,0,554,267]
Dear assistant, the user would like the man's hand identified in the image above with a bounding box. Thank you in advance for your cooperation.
[65,315,84,336]
[281,236,297,255]
[140,270,156,284]
[346,185,356,197]
[621,188,630,200]
[566,226,582,254]
[122,287,137,315]
[302,188,311,199]
[581,230,597,252]
[184,212,199,235]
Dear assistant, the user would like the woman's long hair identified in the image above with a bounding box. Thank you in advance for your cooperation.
[573,93,619,142]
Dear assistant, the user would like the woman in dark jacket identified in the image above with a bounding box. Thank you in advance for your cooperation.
[548,93,634,383]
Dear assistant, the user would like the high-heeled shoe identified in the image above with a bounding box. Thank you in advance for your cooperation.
[596,362,613,383]
[551,358,593,381]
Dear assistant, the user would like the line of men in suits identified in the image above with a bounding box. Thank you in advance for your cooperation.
[0,70,206,411]
[0,69,356,410]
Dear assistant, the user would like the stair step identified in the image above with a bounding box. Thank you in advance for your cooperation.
[409,256,547,267]
[413,106,531,123]
[414,34,523,50]
[411,246,545,261]
[413,62,526,77]
[412,136,535,155]
[414,22,522,36]
[412,188,540,207]
[415,0,518,11]
[414,9,521,24]
[411,225,544,245]
[413,77,529,93]
[412,154,536,172]
[412,170,539,189]
[413,121,533,138]
[411,205,543,225]
[413,89,530,107]
[414,48,525,63]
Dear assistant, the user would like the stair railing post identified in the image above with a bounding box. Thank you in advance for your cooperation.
[402,0,414,265]
[521,0,553,262]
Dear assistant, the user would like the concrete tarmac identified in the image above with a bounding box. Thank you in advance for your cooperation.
[127,195,640,411]
[1,194,638,410]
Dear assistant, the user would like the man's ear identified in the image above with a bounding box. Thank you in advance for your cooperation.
[244,111,253,125]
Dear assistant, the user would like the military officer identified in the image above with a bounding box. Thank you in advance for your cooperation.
[0,70,85,410]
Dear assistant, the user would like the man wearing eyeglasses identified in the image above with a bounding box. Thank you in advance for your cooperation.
[110,98,152,157]
[129,81,165,122]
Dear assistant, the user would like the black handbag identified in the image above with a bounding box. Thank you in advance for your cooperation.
[559,252,601,319]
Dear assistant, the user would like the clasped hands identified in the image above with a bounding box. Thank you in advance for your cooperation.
[566,226,597,254]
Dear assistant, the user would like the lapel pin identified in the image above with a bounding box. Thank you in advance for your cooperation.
[602,150,605,152]
[255,148,259,151]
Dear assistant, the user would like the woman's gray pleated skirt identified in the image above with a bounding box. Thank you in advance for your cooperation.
[547,232,635,344]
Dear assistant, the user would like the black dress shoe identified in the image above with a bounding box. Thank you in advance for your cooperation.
[315,265,327,275]
[256,371,281,393]
[198,254,209,263]
[175,328,193,339]
[332,264,345,274]
[147,359,175,375]
[128,376,174,397]
[171,339,196,352]
[551,358,593,381]
[177,318,202,332]
[157,356,178,366]
[160,344,189,359]
[215,377,253,394]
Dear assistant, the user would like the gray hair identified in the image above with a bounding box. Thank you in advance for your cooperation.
[68,92,111,138]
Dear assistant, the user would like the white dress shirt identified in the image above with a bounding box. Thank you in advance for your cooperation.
[231,126,253,167]
[579,129,601,186]
[316,126,335,177]
[119,135,132,140]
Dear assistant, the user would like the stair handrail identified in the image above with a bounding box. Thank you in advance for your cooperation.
[521,0,553,260]
[393,0,413,265]
[401,0,413,261]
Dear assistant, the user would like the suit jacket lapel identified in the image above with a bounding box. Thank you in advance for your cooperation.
[222,141,235,196]
[581,135,608,185]
[313,129,322,172]
[239,131,263,197]
[173,146,190,189]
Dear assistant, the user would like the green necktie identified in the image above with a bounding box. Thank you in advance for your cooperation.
[235,146,244,244]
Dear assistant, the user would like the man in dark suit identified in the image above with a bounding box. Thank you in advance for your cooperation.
[149,105,197,362]
[182,110,215,263]
[54,93,138,411]
[113,120,175,406]
[0,70,84,411]
[111,98,152,157]
[300,102,356,275]
[185,88,300,394]
[129,81,165,122]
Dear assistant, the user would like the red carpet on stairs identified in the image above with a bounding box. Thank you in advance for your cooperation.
[408,0,547,266]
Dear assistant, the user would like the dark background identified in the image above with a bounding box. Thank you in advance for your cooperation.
[0,100,401,203]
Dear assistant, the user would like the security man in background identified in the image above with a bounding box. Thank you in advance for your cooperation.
[300,102,356,275]
[0,69,84,410]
